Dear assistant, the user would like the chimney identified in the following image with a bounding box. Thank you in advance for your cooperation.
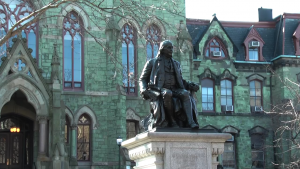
[258,7,273,22]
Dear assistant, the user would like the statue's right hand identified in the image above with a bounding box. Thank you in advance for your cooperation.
[142,90,160,101]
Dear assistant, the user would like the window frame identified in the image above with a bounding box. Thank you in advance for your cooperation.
[121,23,137,95]
[248,45,259,61]
[222,135,237,169]
[249,80,263,107]
[77,114,91,162]
[146,24,161,61]
[245,39,263,61]
[62,11,85,91]
[251,134,265,169]
[204,37,228,59]
[221,79,234,106]
[201,78,215,112]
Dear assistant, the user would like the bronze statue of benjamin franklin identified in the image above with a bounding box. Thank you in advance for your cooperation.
[139,40,199,130]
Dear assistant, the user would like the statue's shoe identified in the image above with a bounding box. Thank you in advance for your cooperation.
[172,123,180,128]
[190,123,199,129]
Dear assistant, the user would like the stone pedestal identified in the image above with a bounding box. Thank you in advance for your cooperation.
[122,129,231,169]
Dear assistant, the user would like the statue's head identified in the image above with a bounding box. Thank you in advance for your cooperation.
[159,40,173,58]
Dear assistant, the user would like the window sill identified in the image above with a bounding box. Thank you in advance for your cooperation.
[77,161,92,166]
[62,91,86,95]
[126,95,139,99]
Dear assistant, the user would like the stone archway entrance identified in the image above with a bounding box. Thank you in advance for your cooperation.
[0,91,35,169]
[0,115,34,169]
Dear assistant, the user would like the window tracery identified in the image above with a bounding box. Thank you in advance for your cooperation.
[146,24,161,61]
[77,114,90,161]
[122,23,136,95]
[63,11,84,90]
[204,37,227,58]
[0,0,38,63]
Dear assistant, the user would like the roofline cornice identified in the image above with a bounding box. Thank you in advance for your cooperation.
[283,13,300,19]
[187,19,276,28]
[186,19,210,25]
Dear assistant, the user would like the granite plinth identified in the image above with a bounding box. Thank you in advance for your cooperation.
[122,128,231,169]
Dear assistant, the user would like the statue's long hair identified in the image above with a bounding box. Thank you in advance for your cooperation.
[156,40,173,58]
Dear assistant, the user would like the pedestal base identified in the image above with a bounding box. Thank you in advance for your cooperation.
[122,129,231,169]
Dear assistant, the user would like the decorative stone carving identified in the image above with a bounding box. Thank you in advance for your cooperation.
[248,125,269,136]
[122,131,231,169]
[246,73,266,85]
[129,147,164,160]
[221,125,240,134]
[51,44,61,84]
[37,115,49,123]
[70,125,77,130]
[219,69,238,85]
[211,143,225,168]
[198,68,219,85]
[126,109,140,121]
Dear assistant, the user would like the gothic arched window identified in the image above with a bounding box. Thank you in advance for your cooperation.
[204,37,227,59]
[77,114,91,161]
[146,24,161,61]
[122,23,136,95]
[0,0,38,62]
[63,11,84,90]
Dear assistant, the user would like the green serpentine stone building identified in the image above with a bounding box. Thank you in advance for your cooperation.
[0,0,300,168]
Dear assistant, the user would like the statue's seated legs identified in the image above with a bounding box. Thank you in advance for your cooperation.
[161,88,179,128]
[161,88,199,129]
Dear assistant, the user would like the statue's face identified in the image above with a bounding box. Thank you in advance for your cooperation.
[162,44,173,58]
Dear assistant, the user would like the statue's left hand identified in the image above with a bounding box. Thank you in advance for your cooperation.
[189,82,199,92]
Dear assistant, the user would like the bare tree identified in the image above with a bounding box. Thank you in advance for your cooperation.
[0,0,187,86]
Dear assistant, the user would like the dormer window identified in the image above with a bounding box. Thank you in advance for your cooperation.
[249,41,259,61]
[205,37,227,59]
[292,23,300,56]
[244,27,265,61]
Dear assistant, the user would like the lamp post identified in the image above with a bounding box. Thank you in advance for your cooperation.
[116,136,123,169]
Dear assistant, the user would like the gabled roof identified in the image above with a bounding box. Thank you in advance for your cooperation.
[187,17,279,61]
[0,35,51,97]
[188,16,239,56]
[293,23,300,39]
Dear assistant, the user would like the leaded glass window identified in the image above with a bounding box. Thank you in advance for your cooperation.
[146,24,160,61]
[65,116,69,143]
[63,11,84,90]
[0,0,38,64]
[0,138,6,164]
[122,23,136,94]
[77,114,90,161]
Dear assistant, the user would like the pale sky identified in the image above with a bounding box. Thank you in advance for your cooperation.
[186,0,300,22]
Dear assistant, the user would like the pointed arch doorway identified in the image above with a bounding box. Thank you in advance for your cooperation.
[0,91,35,169]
